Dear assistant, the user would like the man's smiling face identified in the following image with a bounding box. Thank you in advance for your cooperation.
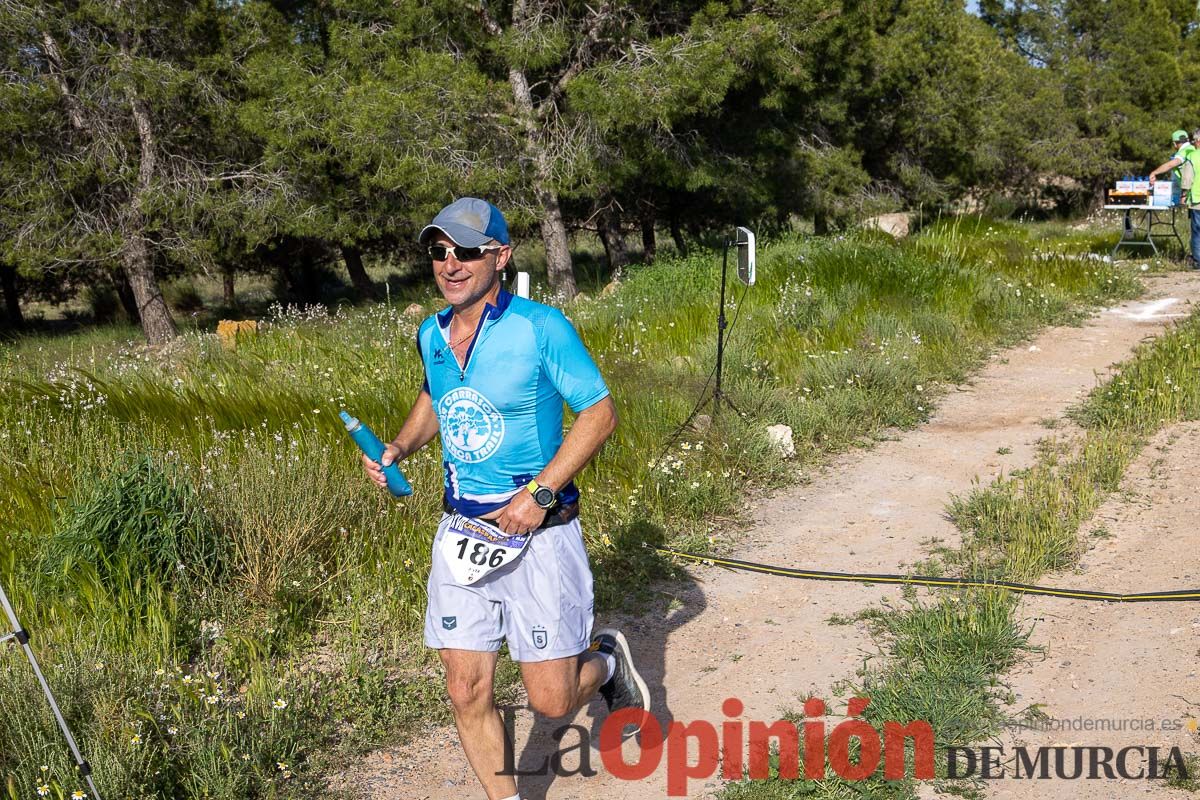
[430,233,511,312]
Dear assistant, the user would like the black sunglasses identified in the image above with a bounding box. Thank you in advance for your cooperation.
[428,244,504,262]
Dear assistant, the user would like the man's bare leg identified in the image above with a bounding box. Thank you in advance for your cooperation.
[440,649,517,800]
[520,651,609,718]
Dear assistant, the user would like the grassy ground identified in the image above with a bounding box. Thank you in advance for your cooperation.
[0,217,1148,799]
[722,251,1200,798]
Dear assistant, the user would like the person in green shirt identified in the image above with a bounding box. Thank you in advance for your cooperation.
[1149,130,1200,268]
[1187,139,1200,269]
[1148,130,1195,185]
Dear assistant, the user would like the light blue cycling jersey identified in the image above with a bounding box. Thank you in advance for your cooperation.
[417,289,609,516]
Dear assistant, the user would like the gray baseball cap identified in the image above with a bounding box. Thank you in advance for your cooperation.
[418,197,510,247]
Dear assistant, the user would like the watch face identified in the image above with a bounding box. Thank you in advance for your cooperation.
[533,487,556,508]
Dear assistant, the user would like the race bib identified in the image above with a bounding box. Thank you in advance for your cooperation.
[439,514,530,585]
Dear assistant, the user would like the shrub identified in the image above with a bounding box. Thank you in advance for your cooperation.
[41,455,225,591]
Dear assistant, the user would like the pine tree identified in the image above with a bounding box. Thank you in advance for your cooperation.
[0,0,282,343]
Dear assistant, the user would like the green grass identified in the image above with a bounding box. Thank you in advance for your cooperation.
[721,297,1200,798]
[0,218,1150,798]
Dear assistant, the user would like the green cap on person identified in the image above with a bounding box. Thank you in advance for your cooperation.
[1173,129,1190,143]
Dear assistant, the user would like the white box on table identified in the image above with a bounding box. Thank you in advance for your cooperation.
[1150,181,1179,207]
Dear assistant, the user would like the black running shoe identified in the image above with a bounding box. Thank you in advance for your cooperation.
[591,628,650,715]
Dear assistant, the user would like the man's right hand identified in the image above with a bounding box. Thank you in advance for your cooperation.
[362,444,402,490]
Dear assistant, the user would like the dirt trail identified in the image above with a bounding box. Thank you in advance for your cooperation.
[989,420,1200,800]
[351,273,1200,800]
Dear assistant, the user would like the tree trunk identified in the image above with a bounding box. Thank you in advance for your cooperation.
[119,215,176,344]
[122,235,175,344]
[0,263,23,329]
[599,203,630,275]
[814,211,830,236]
[222,269,237,309]
[116,9,176,344]
[341,244,377,300]
[536,188,576,299]
[507,67,577,300]
[640,207,656,264]
[670,217,689,257]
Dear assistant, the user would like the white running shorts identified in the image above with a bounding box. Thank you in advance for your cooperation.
[423,514,595,662]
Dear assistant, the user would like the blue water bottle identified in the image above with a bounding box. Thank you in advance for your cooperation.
[339,410,413,497]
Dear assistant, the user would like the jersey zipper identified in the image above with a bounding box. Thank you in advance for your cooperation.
[454,311,489,381]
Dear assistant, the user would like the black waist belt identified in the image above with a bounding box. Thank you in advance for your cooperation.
[442,498,580,531]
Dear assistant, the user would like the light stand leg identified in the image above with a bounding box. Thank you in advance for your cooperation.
[713,239,730,415]
[0,580,103,800]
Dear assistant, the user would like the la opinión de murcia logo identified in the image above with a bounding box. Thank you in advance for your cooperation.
[500,697,1191,796]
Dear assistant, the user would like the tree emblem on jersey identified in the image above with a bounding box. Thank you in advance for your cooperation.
[447,405,488,446]
[437,387,504,463]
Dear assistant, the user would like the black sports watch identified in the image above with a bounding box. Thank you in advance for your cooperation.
[526,479,557,510]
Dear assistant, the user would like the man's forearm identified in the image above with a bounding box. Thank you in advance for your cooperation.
[537,396,618,492]
[1150,158,1183,179]
[390,390,440,458]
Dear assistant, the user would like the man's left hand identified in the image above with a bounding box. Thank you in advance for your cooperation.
[494,490,547,535]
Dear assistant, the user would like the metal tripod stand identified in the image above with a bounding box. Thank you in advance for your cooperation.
[709,235,741,417]
[0,579,103,800]
[707,227,756,418]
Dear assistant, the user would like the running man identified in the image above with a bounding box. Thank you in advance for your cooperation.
[362,197,649,800]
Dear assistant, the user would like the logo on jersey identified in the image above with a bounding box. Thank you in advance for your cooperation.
[438,387,505,463]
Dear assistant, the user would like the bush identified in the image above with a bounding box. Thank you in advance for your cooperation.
[41,455,225,591]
